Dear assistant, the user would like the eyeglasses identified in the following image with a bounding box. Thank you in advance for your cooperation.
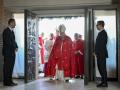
[96,24,99,26]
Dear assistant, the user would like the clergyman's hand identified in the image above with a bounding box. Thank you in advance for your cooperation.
[92,52,96,57]
[15,48,18,52]
[92,52,97,60]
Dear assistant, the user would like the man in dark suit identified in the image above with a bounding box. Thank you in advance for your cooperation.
[2,18,18,86]
[95,21,108,87]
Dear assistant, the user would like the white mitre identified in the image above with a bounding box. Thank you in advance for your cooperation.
[59,24,66,32]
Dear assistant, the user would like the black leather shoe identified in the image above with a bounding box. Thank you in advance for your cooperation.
[3,83,16,86]
[75,76,80,79]
[56,78,59,80]
[101,83,108,87]
[97,82,108,87]
[65,79,69,82]
[80,75,84,79]
[11,82,18,86]
[4,84,11,86]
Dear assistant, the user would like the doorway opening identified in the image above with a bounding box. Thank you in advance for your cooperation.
[38,16,85,83]
[12,9,118,86]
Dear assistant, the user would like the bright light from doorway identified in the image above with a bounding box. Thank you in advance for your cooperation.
[38,17,85,41]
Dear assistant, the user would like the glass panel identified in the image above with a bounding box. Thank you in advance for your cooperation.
[25,10,38,82]
[94,10,116,78]
[13,13,25,78]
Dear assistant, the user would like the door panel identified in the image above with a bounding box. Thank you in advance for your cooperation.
[84,9,95,85]
[24,10,39,83]
[117,8,120,82]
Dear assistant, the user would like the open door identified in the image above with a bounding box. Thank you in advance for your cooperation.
[84,9,95,85]
[117,8,120,83]
[24,10,39,83]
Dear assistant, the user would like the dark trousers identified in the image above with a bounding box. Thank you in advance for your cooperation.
[3,56,15,84]
[97,57,107,84]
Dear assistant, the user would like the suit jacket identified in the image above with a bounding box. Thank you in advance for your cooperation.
[2,27,18,57]
[95,30,108,58]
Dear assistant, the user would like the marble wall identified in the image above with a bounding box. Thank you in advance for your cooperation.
[0,0,13,81]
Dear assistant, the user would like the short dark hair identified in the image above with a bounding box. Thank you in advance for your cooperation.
[8,18,15,25]
[97,20,105,27]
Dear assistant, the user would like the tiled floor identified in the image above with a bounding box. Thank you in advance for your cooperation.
[0,78,120,90]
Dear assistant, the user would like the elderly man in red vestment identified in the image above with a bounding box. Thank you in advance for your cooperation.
[45,24,75,82]
[73,33,84,79]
